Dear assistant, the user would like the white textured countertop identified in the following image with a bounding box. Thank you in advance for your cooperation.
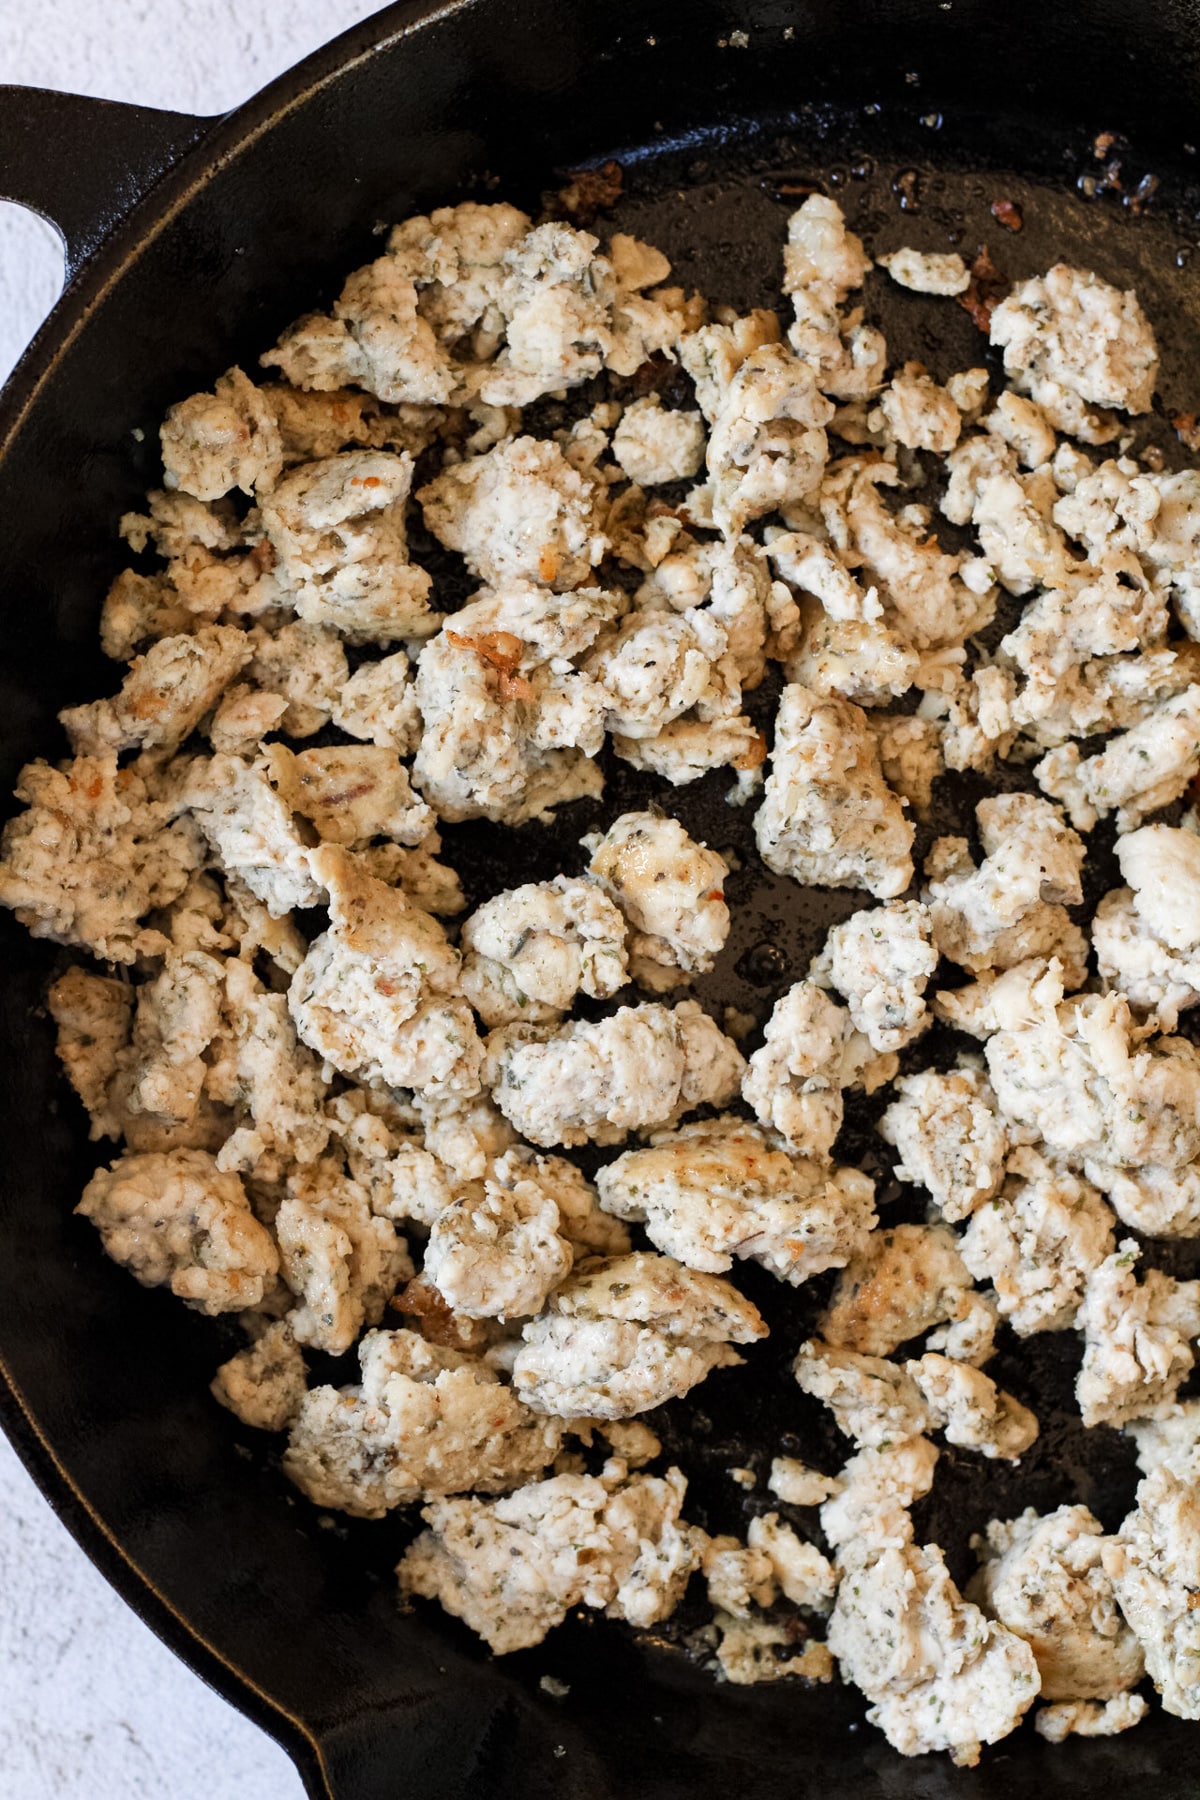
[0,9,382,1794]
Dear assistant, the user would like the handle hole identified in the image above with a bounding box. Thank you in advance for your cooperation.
[0,202,65,386]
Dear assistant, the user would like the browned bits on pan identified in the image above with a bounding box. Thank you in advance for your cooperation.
[892,167,922,212]
[956,246,1008,332]
[556,159,624,226]
[990,198,1023,232]
[446,628,525,674]
[733,732,768,771]
[1094,130,1118,160]
[393,1275,491,1351]
[446,628,534,701]
[1127,172,1160,215]
[759,173,826,201]
[627,351,673,397]
[1173,413,1200,452]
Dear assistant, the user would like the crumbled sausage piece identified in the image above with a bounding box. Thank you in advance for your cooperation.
[419,434,608,590]
[907,1353,1039,1460]
[512,1250,766,1419]
[794,1339,932,1448]
[460,875,628,1025]
[486,1001,744,1149]
[284,1328,560,1517]
[397,1461,701,1652]
[1076,1241,1200,1428]
[827,1540,1040,1766]
[755,686,914,899]
[820,1223,974,1358]
[584,811,729,990]
[274,1156,412,1353]
[810,901,936,1053]
[160,367,284,501]
[960,1147,1115,1335]
[211,1319,308,1432]
[596,1116,876,1284]
[880,1064,1008,1221]
[1102,1444,1200,1718]
[412,582,619,824]
[878,247,971,296]
[820,1436,939,1551]
[742,980,894,1161]
[0,755,201,963]
[259,450,436,643]
[77,1148,278,1314]
[289,845,483,1104]
[990,264,1158,415]
[972,1505,1143,1699]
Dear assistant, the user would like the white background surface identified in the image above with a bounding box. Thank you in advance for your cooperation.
[0,8,385,1794]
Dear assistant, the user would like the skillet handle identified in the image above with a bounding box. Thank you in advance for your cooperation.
[0,86,215,277]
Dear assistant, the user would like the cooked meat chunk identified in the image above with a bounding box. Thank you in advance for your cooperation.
[756,686,915,899]
[810,901,936,1053]
[283,1328,560,1517]
[460,875,628,1025]
[486,1001,744,1148]
[397,1462,701,1653]
[77,1148,278,1314]
[1103,1445,1200,1719]
[512,1251,766,1419]
[584,811,729,990]
[820,1223,974,1358]
[827,1540,1040,1766]
[596,1116,876,1284]
[972,1505,1144,1700]
[1076,1241,1200,1428]
[960,1147,1114,1335]
[289,845,483,1103]
[880,1064,1008,1221]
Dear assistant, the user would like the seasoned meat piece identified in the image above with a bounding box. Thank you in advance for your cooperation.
[398,1462,701,1653]
[827,1540,1040,1766]
[960,1147,1114,1335]
[972,1505,1144,1700]
[584,811,729,990]
[810,901,936,1053]
[755,686,914,899]
[486,1001,744,1148]
[1103,1445,1200,1719]
[460,876,628,1026]
[512,1250,766,1419]
[77,1148,278,1314]
[880,1064,1008,1222]
[211,1319,308,1432]
[819,1223,973,1358]
[290,846,483,1104]
[1076,1241,1200,1428]
[419,435,608,590]
[0,754,201,963]
[283,1328,559,1517]
[596,1116,876,1284]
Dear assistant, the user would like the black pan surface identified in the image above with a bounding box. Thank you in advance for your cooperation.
[3,4,1200,1795]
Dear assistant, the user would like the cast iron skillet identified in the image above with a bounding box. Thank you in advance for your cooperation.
[4,3,1200,1794]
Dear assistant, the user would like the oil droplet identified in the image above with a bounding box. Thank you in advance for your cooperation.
[1177,245,1195,269]
[828,165,849,188]
[920,111,943,130]
[850,154,875,180]
[737,942,790,986]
